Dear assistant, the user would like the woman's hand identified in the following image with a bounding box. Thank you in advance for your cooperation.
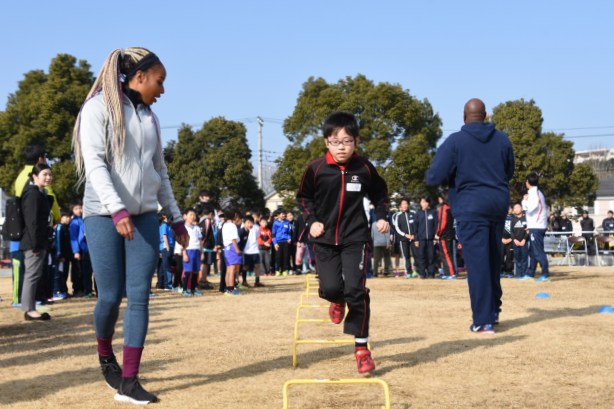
[116,217,135,241]
[176,233,189,248]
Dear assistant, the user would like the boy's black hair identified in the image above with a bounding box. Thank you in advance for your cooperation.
[223,204,242,221]
[70,198,83,213]
[513,201,523,208]
[198,189,210,198]
[322,111,359,139]
[185,207,197,217]
[398,197,410,206]
[609,210,613,215]
[244,215,254,223]
[60,207,71,218]
[157,211,166,225]
[438,191,448,204]
[24,145,46,165]
[526,172,539,187]
[199,203,215,216]
[250,209,262,217]
[181,207,189,216]
[419,195,433,208]
[259,217,268,224]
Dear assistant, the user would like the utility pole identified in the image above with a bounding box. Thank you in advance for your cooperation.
[257,117,264,190]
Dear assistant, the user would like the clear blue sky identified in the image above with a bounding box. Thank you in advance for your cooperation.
[1,0,613,170]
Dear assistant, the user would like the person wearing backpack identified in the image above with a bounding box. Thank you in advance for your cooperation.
[20,163,55,321]
[8,145,60,308]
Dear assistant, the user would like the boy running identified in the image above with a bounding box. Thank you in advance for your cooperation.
[296,111,390,373]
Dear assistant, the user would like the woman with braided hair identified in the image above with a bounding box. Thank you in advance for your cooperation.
[73,47,189,404]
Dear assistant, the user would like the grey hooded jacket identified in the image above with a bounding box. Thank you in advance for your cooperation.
[79,92,181,224]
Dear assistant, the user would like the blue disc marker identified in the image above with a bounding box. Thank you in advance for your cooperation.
[598,306,614,313]
[535,292,550,298]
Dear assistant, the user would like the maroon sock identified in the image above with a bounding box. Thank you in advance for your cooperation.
[123,346,144,378]
[96,333,114,357]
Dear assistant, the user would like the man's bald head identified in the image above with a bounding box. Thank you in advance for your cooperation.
[464,98,486,124]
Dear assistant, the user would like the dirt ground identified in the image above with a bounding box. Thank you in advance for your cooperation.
[1,265,614,408]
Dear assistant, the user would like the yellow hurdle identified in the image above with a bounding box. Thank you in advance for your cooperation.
[300,292,320,305]
[292,340,371,367]
[282,378,390,409]
[295,304,329,321]
[294,319,332,340]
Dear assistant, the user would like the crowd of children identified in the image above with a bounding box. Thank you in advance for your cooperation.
[156,191,320,298]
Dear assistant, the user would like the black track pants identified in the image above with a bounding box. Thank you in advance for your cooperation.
[276,241,290,272]
[315,242,370,338]
[501,241,514,274]
[439,239,456,276]
[399,241,413,274]
[417,240,437,278]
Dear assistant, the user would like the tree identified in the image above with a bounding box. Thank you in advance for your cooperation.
[0,54,93,205]
[273,74,442,208]
[491,99,599,209]
[165,117,265,210]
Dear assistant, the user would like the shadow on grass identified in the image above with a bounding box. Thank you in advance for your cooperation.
[0,357,182,405]
[552,274,600,281]
[148,337,423,394]
[498,305,602,332]
[371,335,526,376]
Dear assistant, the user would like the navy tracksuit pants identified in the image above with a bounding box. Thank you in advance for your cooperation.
[528,228,549,278]
[456,221,503,326]
[513,243,529,277]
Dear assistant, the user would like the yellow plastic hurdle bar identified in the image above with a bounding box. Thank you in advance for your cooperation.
[292,340,371,367]
[295,304,329,321]
[294,318,332,340]
[282,378,390,409]
[299,292,319,305]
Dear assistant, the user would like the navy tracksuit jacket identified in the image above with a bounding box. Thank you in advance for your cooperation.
[414,209,438,277]
[426,122,515,326]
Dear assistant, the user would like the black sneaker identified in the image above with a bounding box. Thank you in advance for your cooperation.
[114,376,158,404]
[99,355,123,390]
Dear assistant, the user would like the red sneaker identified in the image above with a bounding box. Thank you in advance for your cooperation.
[355,348,375,373]
[329,302,346,324]
[254,282,265,287]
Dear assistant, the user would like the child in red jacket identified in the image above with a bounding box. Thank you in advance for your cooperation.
[257,219,273,276]
[296,111,390,373]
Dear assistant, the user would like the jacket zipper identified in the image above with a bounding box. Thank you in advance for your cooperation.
[335,169,345,245]
[425,210,429,239]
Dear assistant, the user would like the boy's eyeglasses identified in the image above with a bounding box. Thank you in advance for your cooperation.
[327,139,355,147]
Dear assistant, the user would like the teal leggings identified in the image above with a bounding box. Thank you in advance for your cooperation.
[85,212,158,347]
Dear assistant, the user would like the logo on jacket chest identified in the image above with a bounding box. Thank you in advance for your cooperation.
[347,174,361,192]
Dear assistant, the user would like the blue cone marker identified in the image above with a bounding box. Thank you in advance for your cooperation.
[535,292,550,298]
[597,306,614,313]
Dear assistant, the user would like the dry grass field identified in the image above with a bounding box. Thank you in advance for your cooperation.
[1,265,614,408]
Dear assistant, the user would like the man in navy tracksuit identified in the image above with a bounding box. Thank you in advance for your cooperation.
[426,98,515,334]
[297,111,389,373]
[414,196,438,278]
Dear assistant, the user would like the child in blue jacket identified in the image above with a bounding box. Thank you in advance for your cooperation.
[70,199,94,297]
[414,196,438,278]
[272,211,292,276]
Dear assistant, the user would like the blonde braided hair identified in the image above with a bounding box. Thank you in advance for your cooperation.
[72,47,153,185]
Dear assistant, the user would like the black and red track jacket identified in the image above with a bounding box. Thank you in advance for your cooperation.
[296,151,389,246]
[436,203,454,240]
